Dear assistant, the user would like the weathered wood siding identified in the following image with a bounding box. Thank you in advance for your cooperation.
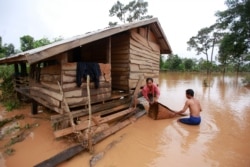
[30,64,62,113]
[111,32,130,91]
[61,63,111,108]
[30,62,111,114]
[129,28,161,88]
[110,28,161,92]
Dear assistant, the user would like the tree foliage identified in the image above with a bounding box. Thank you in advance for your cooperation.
[20,35,35,51]
[187,0,250,76]
[0,36,17,58]
[109,1,127,24]
[126,0,153,22]
[183,58,195,71]
[161,54,183,71]
[109,0,153,26]
[33,37,51,48]
[187,25,223,75]
[0,35,63,110]
[216,0,250,49]
[216,0,250,75]
[0,65,20,111]
[4,44,15,57]
[20,35,63,52]
[218,33,234,74]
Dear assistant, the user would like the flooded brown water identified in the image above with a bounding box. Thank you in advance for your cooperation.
[1,72,250,167]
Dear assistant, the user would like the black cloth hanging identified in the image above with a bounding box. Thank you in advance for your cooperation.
[76,62,101,88]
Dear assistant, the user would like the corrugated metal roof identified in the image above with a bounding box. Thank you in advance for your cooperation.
[0,17,172,64]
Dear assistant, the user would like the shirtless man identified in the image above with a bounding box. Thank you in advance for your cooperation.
[174,89,202,125]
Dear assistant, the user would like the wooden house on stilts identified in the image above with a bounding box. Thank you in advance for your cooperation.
[0,18,172,141]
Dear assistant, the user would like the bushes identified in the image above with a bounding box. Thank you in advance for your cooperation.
[0,65,20,111]
[242,75,250,87]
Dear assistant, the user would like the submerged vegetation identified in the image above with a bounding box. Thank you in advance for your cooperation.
[242,75,250,87]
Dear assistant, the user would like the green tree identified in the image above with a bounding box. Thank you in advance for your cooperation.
[109,1,127,25]
[216,0,250,76]
[160,55,164,70]
[20,35,61,52]
[187,25,222,75]
[0,36,16,58]
[217,33,248,75]
[4,43,15,57]
[183,58,195,71]
[0,65,20,111]
[109,0,152,26]
[231,36,248,76]
[164,54,182,71]
[20,35,35,51]
[126,0,153,22]
[215,0,250,50]
[218,33,233,75]
[33,37,51,48]
[197,58,208,72]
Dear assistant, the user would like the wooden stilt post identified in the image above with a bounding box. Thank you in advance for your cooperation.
[31,99,38,115]
[130,76,144,108]
[57,81,75,130]
[86,75,94,153]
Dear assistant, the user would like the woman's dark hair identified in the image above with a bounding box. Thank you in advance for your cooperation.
[146,77,153,83]
[186,89,194,96]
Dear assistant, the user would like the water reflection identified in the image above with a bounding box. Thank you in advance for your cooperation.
[151,72,250,167]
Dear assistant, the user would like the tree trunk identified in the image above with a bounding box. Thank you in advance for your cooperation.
[206,54,209,77]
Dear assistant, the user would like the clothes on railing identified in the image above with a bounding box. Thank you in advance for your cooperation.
[76,62,101,88]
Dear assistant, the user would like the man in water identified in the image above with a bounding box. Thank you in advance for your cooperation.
[174,89,202,125]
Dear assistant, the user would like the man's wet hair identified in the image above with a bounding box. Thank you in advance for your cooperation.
[146,77,153,83]
[186,89,194,97]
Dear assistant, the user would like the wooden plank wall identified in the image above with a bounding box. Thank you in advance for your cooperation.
[128,28,161,89]
[111,33,130,91]
[61,63,111,108]
[30,64,62,113]
[30,63,111,114]
[14,76,29,88]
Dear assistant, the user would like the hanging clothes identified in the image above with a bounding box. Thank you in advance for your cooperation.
[76,62,101,88]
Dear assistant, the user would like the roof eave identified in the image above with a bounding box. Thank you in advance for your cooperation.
[0,54,27,65]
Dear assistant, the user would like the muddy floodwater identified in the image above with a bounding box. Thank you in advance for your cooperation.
[1,72,250,167]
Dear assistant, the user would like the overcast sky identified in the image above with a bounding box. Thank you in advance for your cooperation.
[0,0,227,58]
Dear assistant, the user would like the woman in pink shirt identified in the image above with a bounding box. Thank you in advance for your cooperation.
[136,77,160,112]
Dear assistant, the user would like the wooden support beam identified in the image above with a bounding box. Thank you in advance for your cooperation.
[57,82,75,128]
[53,108,134,138]
[30,86,63,101]
[130,76,144,108]
[34,144,85,167]
[50,94,131,123]
[31,99,38,115]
